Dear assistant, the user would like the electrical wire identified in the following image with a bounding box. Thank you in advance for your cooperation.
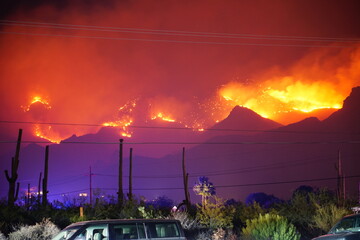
[0,30,355,48]
[1,140,360,145]
[1,20,360,43]
[47,174,360,195]
[0,120,358,135]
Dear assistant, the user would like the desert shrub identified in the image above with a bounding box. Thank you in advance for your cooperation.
[194,229,213,240]
[312,203,350,233]
[196,196,235,230]
[241,213,300,240]
[138,206,165,219]
[8,218,59,240]
[171,211,200,230]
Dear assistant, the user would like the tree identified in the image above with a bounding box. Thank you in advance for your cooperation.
[193,176,215,206]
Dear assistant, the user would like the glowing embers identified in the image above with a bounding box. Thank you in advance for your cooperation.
[102,99,137,138]
[102,118,133,138]
[22,96,52,112]
[34,124,62,144]
[151,112,176,122]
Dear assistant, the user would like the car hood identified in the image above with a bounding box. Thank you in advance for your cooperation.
[313,231,360,240]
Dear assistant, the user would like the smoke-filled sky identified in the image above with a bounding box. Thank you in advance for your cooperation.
[1,0,360,142]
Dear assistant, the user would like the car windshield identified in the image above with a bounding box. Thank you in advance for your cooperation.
[52,226,81,240]
[329,216,360,233]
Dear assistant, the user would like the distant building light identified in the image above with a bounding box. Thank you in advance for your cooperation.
[79,193,88,197]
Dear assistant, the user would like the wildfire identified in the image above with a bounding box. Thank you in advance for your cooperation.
[218,80,345,123]
[101,99,137,138]
[34,124,62,144]
[266,81,343,112]
[102,119,133,138]
[151,113,176,122]
[22,96,51,112]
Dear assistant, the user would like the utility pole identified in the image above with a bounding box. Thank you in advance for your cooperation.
[128,148,133,201]
[118,139,124,208]
[182,147,191,209]
[27,183,30,209]
[38,172,42,204]
[336,150,345,202]
[42,145,49,206]
[89,166,93,205]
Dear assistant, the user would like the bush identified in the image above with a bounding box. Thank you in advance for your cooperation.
[171,211,200,230]
[241,213,300,240]
[196,196,235,230]
[8,218,59,240]
[312,203,350,233]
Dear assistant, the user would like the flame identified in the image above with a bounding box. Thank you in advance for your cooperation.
[34,124,62,143]
[101,99,137,138]
[102,118,133,138]
[266,81,343,112]
[151,112,176,122]
[218,80,346,123]
[22,96,51,112]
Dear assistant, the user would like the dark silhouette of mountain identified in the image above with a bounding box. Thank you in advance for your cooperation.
[322,86,360,133]
[201,106,282,140]
[212,106,282,131]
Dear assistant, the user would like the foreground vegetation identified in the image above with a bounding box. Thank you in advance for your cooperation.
[0,185,357,240]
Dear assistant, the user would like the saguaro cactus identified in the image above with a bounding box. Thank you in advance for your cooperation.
[5,129,22,206]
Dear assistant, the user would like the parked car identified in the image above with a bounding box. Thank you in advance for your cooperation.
[52,219,186,240]
[312,213,360,240]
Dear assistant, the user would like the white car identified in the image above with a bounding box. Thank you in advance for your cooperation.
[52,219,186,240]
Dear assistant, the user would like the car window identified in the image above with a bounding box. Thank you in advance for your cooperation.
[147,222,180,238]
[52,227,81,240]
[75,224,108,240]
[110,223,145,239]
[332,217,357,233]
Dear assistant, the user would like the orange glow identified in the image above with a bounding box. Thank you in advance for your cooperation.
[102,118,133,138]
[151,113,176,122]
[266,81,343,112]
[34,124,62,143]
[218,79,347,124]
[22,96,51,112]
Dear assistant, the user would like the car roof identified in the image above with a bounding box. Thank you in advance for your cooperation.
[342,213,360,219]
[67,219,181,228]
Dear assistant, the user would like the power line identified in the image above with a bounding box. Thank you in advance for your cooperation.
[48,175,360,194]
[1,20,360,43]
[1,140,360,145]
[0,120,358,135]
[0,30,356,48]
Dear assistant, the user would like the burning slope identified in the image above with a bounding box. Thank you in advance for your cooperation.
[218,47,360,124]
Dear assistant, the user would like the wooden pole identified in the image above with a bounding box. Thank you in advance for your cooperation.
[42,145,49,206]
[118,139,124,207]
[182,147,191,209]
[27,183,30,208]
[89,166,93,205]
[128,148,133,201]
[38,172,42,204]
